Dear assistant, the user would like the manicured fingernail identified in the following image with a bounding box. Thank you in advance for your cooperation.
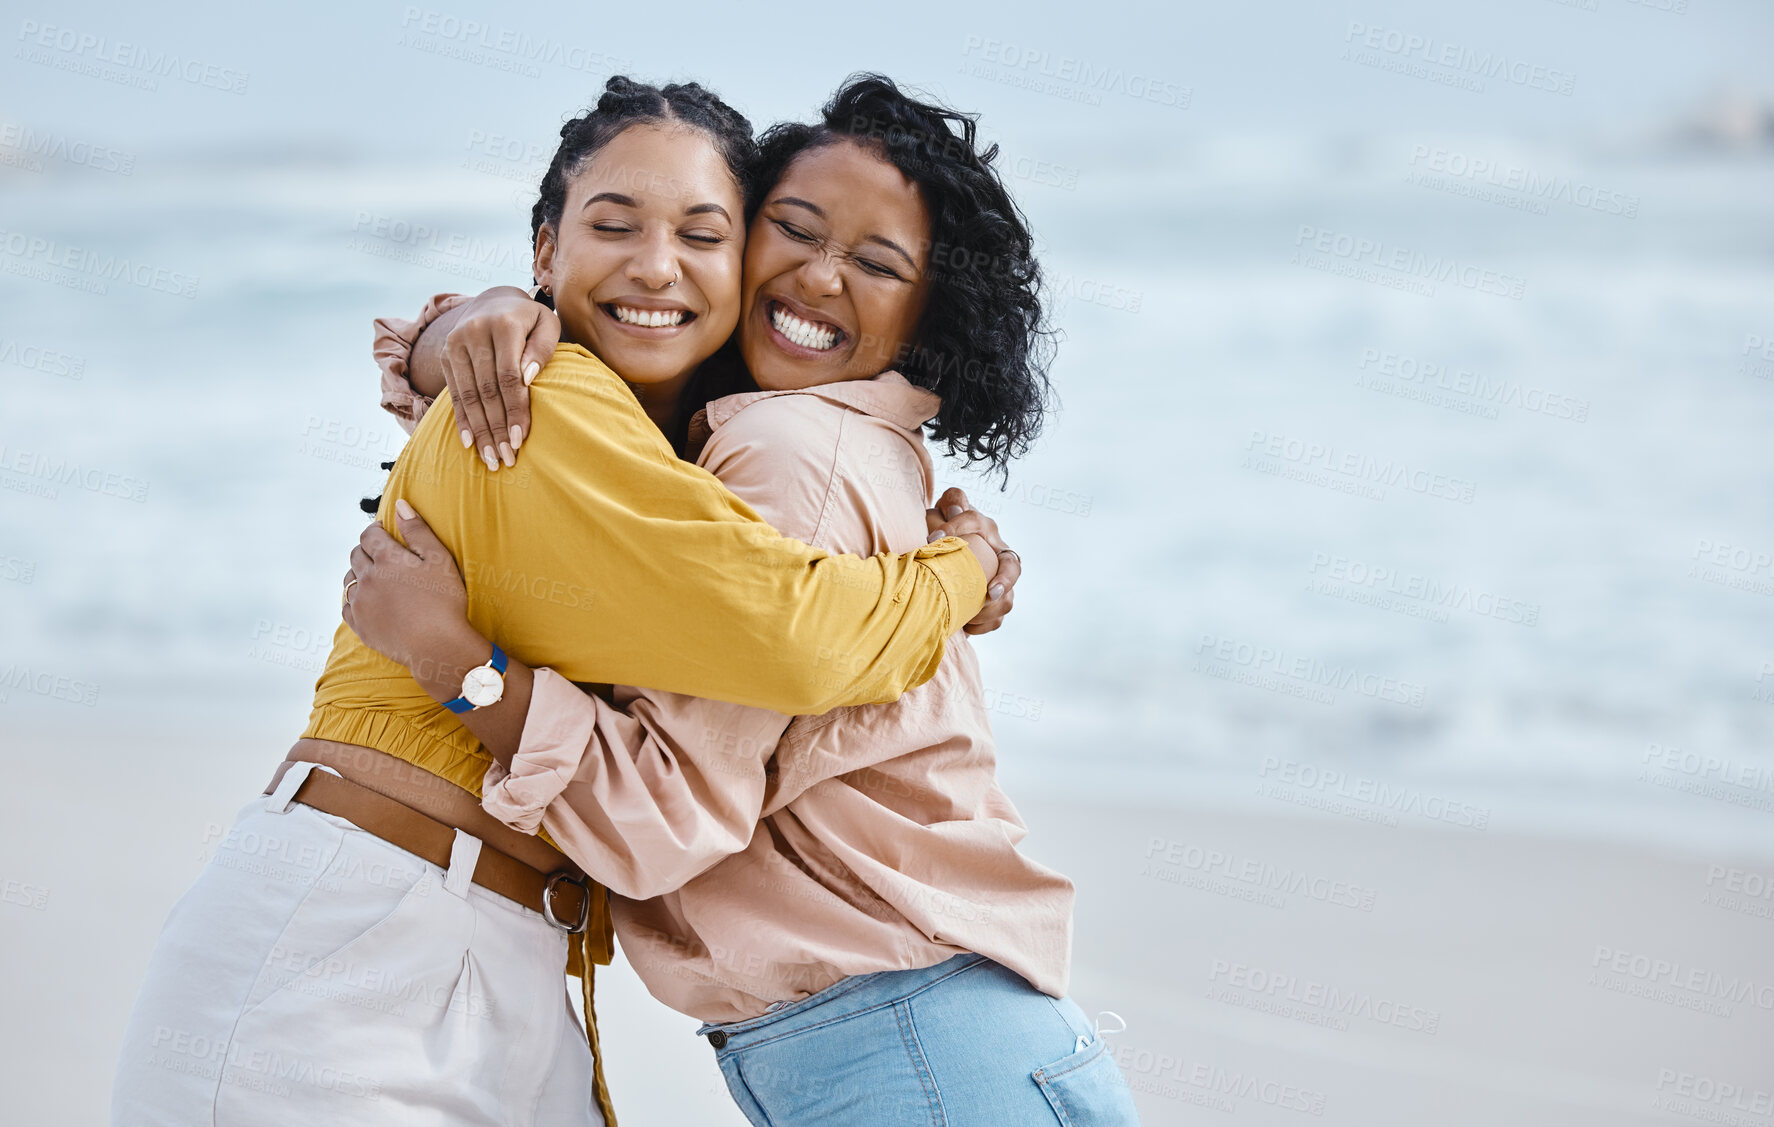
[509,424,523,450]
[460,429,473,449]
[482,446,499,472]
[927,530,943,543]
[945,505,964,519]
[523,361,540,385]
[395,498,415,520]
[499,442,514,467]
[989,584,1004,599]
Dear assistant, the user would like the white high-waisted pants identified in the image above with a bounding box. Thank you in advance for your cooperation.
[110,761,601,1126]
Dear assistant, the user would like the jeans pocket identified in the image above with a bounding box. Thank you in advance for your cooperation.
[1032,1038,1142,1126]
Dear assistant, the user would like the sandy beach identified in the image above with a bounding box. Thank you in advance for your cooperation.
[4,715,1768,1126]
[6,0,1774,1121]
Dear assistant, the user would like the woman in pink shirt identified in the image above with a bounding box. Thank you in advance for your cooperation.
[348,75,1138,1126]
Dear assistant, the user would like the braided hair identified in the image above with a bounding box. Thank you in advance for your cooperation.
[361,77,759,512]
[532,75,757,259]
[534,76,760,453]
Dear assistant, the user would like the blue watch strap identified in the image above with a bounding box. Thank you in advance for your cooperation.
[443,643,507,714]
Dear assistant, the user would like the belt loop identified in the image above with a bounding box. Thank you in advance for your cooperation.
[266,761,338,814]
[444,829,483,899]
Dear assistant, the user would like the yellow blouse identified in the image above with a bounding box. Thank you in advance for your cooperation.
[301,343,985,1123]
[304,340,983,788]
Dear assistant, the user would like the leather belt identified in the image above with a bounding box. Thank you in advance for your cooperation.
[284,768,592,933]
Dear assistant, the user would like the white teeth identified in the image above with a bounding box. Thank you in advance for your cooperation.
[770,304,840,351]
[611,305,686,327]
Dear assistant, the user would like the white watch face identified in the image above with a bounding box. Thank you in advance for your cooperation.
[462,665,504,708]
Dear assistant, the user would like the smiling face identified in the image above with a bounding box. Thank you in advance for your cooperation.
[739,138,933,391]
[534,123,744,395]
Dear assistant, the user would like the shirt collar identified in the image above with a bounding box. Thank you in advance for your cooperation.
[704,371,941,434]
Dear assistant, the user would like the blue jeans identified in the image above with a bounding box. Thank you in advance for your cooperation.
[696,954,1140,1126]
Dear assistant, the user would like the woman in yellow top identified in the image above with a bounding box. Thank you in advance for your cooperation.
[108,77,1014,1127]
[348,76,1137,1126]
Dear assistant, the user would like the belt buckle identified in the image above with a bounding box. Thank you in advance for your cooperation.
[543,871,591,934]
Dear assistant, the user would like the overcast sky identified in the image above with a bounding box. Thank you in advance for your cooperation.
[6,0,1771,167]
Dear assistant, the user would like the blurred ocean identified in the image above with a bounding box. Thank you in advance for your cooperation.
[4,130,1771,857]
[7,8,1774,1123]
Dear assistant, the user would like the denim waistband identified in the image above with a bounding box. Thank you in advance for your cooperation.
[696,953,990,1048]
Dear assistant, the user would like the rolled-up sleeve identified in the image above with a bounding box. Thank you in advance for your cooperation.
[374,293,467,433]
[388,348,986,714]
[482,668,787,899]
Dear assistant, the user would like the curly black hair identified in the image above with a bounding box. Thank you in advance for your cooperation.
[752,73,1054,476]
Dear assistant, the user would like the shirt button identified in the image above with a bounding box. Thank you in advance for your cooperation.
[707,1031,728,1049]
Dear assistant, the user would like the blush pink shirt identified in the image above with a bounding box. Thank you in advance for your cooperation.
[375,301,1074,1023]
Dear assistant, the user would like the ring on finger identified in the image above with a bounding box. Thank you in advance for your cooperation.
[342,578,359,607]
[997,549,1020,567]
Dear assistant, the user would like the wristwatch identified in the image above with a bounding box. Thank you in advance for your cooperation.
[443,644,507,714]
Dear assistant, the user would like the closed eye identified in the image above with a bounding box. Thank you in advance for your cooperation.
[854,257,904,280]
[773,219,816,243]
